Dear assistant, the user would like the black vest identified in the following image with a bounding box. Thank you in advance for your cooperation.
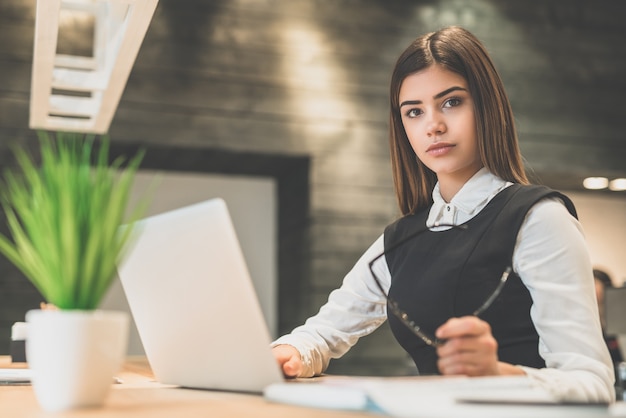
[384,184,577,375]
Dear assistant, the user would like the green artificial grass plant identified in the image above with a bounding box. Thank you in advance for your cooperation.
[0,131,146,310]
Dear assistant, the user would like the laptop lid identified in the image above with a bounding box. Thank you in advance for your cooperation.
[117,198,283,393]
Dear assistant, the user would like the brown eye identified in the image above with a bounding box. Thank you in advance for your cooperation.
[404,108,422,118]
[443,97,461,108]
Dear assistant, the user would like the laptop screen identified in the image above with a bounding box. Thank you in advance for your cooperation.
[117,198,283,393]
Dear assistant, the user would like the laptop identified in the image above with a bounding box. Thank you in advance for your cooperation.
[117,198,284,393]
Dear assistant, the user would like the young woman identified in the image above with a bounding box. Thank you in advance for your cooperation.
[271,26,615,403]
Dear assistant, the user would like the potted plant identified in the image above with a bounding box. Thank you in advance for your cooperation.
[0,131,147,411]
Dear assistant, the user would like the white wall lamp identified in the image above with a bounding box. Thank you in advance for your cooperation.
[30,0,159,134]
[609,179,626,192]
[583,177,626,192]
[583,177,610,190]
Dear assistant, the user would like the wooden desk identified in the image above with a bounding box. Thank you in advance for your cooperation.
[0,356,373,417]
[5,356,626,417]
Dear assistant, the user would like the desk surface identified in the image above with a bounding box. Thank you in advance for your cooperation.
[0,356,372,418]
[3,357,626,418]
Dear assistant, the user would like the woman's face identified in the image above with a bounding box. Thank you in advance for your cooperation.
[399,65,483,189]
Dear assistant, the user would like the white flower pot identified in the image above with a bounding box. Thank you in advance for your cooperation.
[25,309,129,412]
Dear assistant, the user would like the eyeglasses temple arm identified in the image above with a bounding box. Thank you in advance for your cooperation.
[472,267,512,317]
[368,223,468,297]
[386,300,443,347]
[368,252,388,295]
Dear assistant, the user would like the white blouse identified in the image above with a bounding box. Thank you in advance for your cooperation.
[272,168,615,403]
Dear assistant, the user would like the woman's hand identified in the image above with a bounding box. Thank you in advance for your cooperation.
[272,344,304,378]
[435,316,501,376]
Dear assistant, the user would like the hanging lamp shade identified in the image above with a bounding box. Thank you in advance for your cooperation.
[29,0,158,134]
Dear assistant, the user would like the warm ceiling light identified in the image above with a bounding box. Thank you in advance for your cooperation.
[582,177,609,190]
[30,0,159,134]
[609,178,626,191]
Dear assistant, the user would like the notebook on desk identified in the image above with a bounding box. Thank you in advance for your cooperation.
[116,198,284,393]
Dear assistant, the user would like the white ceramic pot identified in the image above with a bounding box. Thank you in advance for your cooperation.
[25,309,129,412]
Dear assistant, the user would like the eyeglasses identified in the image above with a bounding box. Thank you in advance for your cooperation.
[367,223,511,347]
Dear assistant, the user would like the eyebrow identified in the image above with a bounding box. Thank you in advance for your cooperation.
[399,86,468,108]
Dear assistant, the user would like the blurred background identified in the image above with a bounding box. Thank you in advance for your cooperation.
[1,0,625,375]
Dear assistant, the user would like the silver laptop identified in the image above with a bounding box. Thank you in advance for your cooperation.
[117,198,284,393]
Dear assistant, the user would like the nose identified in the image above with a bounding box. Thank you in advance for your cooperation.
[426,114,446,137]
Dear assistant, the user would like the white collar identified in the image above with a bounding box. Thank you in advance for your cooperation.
[427,168,510,227]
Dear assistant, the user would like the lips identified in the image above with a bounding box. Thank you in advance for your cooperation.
[426,142,455,156]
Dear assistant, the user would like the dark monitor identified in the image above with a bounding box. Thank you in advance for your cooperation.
[605,286,626,335]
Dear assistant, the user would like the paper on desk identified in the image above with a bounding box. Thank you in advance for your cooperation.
[264,381,374,412]
[364,376,609,417]
[0,368,32,384]
[265,375,609,418]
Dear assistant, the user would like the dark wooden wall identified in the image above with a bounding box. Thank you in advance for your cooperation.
[1,0,625,375]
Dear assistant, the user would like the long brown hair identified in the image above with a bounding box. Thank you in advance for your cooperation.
[389,26,528,215]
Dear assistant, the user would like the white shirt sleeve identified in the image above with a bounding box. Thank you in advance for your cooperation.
[271,234,390,377]
[513,198,615,403]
